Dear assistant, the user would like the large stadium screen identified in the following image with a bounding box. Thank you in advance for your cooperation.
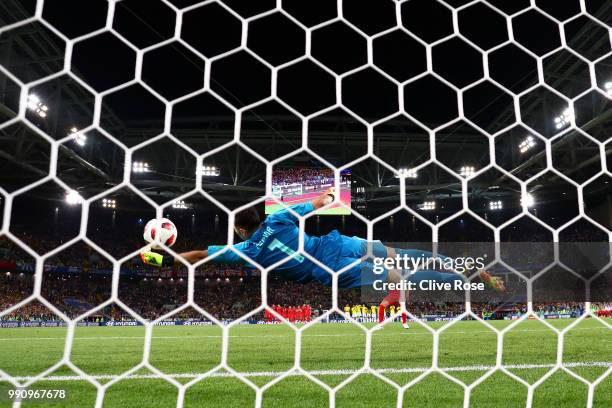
[265,168,351,215]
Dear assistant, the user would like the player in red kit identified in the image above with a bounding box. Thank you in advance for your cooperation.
[288,306,296,322]
[281,305,287,320]
[296,305,303,322]
[264,307,271,323]
[377,290,409,329]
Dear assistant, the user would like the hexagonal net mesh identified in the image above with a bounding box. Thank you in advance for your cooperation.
[0,0,610,407]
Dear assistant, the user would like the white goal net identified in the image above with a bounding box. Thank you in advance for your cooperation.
[0,0,610,407]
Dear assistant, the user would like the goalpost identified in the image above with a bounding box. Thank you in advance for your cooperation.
[0,0,610,407]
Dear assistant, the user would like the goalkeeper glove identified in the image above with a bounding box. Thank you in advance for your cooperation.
[140,251,174,267]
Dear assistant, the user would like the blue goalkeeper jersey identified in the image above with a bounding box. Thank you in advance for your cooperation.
[207,203,342,285]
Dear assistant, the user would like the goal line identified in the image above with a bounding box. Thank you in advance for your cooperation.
[9,361,612,382]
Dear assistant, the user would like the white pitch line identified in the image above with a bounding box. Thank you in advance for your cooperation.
[8,362,612,382]
[0,326,607,342]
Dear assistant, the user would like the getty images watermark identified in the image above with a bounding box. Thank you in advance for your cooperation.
[370,253,488,292]
[359,241,611,304]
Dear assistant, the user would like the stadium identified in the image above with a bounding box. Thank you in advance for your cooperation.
[0,0,611,407]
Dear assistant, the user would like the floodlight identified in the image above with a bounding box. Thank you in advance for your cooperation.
[396,168,417,178]
[199,165,220,176]
[554,107,574,129]
[172,200,187,209]
[488,200,503,210]
[65,190,83,205]
[132,161,150,173]
[419,201,436,210]
[521,193,535,208]
[69,127,87,146]
[459,166,475,177]
[27,94,49,118]
[519,135,536,153]
[102,198,117,208]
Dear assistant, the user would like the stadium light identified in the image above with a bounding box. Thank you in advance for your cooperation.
[605,81,612,96]
[488,200,503,210]
[554,107,574,129]
[69,127,87,146]
[199,165,220,176]
[27,94,49,118]
[65,190,83,205]
[102,198,116,208]
[521,193,535,208]
[395,168,417,178]
[132,161,150,173]
[172,200,187,209]
[519,135,536,153]
[459,166,475,177]
[419,201,436,211]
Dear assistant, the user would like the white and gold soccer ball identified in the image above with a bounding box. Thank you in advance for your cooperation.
[143,218,177,249]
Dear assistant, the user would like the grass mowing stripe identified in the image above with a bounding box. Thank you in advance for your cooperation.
[0,325,607,342]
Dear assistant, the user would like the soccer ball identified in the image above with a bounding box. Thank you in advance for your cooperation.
[143,218,177,249]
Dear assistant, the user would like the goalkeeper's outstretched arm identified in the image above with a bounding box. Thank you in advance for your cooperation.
[176,250,208,264]
[140,187,335,268]
[140,249,208,267]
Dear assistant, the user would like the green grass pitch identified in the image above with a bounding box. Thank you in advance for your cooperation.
[0,318,609,407]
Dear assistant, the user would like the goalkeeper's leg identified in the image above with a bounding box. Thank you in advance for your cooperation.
[341,237,504,292]
[385,246,505,292]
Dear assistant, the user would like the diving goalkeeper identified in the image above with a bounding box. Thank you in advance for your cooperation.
[140,188,504,300]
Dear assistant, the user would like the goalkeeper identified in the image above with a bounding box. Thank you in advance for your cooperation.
[141,188,504,293]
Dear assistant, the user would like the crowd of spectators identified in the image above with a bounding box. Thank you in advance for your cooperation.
[272,168,335,187]
[0,273,32,313]
[1,215,610,324]
[3,218,224,262]
[0,271,608,323]
[533,302,586,316]
[0,272,362,322]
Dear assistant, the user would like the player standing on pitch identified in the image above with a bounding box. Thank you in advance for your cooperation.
[141,188,504,328]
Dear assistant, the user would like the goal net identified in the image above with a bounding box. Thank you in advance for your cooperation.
[0,0,610,407]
